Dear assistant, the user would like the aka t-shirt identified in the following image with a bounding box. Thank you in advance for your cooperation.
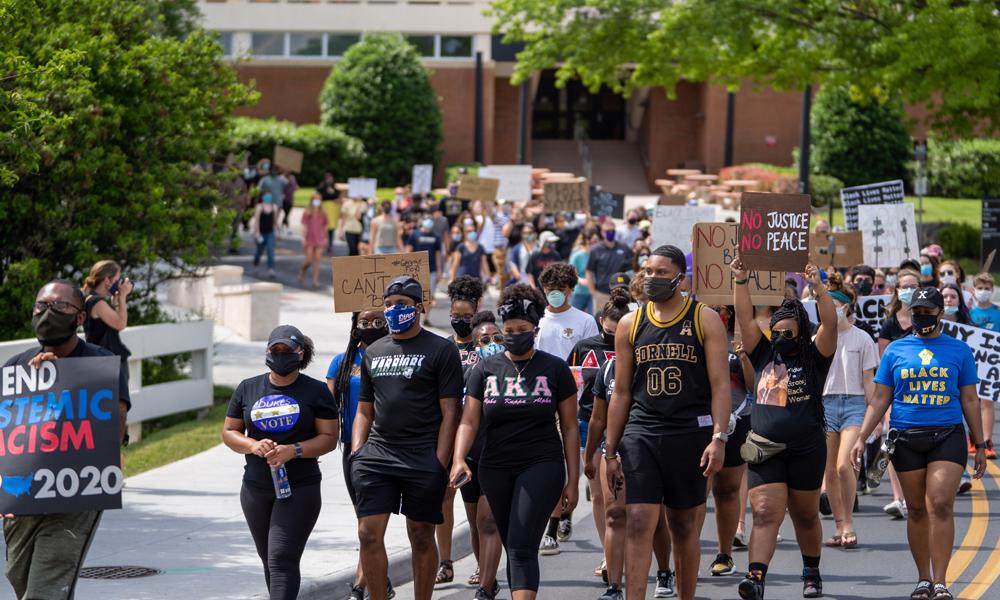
[536,306,601,361]
[568,334,615,420]
[875,334,978,430]
[971,304,1000,331]
[466,350,577,469]
[749,339,833,452]
[359,329,464,448]
[227,373,338,490]
[327,348,364,445]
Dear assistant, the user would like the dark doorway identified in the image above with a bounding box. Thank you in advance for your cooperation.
[532,71,626,140]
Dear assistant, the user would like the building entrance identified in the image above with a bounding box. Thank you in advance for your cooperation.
[532,71,626,140]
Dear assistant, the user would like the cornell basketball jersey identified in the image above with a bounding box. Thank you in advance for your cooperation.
[625,298,712,435]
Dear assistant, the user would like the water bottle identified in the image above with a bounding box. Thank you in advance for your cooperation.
[866,430,899,490]
[271,465,292,499]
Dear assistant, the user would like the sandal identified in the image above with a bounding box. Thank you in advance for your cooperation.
[824,535,842,547]
[910,580,932,600]
[467,566,480,586]
[932,583,954,600]
[435,561,454,585]
[841,531,858,549]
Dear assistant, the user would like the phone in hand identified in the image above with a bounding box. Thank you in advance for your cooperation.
[452,472,471,488]
[109,280,120,295]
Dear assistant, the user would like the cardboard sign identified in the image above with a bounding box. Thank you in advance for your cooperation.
[858,203,919,268]
[982,198,1000,274]
[940,320,1000,401]
[0,357,123,514]
[273,145,303,173]
[692,222,786,306]
[841,180,904,231]
[347,178,377,199]
[331,252,431,313]
[589,187,625,219]
[457,176,500,205]
[738,192,811,272]
[808,232,864,269]
[854,294,891,337]
[478,165,533,201]
[411,164,433,195]
[543,178,589,213]
[657,194,688,206]
[651,205,717,254]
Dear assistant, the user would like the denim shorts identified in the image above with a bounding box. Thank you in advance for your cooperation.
[824,394,866,433]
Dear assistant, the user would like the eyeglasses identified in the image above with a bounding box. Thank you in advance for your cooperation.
[771,328,796,340]
[33,300,82,315]
[478,333,504,345]
[450,314,474,323]
[357,318,386,329]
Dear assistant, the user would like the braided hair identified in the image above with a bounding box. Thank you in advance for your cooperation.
[769,297,825,420]
[334,312,362,448]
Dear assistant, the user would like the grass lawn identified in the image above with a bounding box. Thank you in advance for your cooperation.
[820,196,981,229]
[292,187,395,207]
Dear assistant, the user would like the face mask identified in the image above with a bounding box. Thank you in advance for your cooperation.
[422,219,434,230]
[31,309,79,347]
[463,218,474,227]
[266,351,300,376]
[262,194,273,204]
[385,304,418,334]
[854,280,873,297]
[448,185,458,196]
[772,335,798,356]
[638,255,649,267]
[547,290,566,308]
[604,230,616,242]
[466,231,478,242]
[477,341,505,359]
[451,233,462,242]
[975,289,993,303]
[886,275,898,287]
[943,306,959,316]
[355,327,388,346]
[628,218,638,225]
[920,264,933,277]
[898,288,915,305]
[504,330,535,355]
[644,275,680,303]
[525,233,536,241]
[940,275,957,286]
[602,330,615,346]
[261,161,271,172]
[451,319,473,339]
[912,312,940,336]
[836,307,847,322]
[311,199,322,208]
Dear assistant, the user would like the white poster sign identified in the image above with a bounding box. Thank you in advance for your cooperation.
[840,179,905,231]
[651,205,718,254]
[347,178,377,199]
[478,165,533,201]
[940,320,1000,401]
[411,165,433,195]
[857,203,918,268]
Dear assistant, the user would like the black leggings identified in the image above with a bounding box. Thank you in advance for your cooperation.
[240,482,322,600]
[480,460,564,592]
[345,232,361,256]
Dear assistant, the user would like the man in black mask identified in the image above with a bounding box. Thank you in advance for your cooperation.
[2,280,130,600]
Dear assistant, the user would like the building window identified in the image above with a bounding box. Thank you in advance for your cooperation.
[439,35,473,58]
[289,32,323,56]
[217,32,233,57]
[251,32,285,56]
[328,33,361,57]
[404,34,435,58]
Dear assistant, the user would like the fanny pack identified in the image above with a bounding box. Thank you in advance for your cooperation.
[740,430,787,465]
[897,424,962,454]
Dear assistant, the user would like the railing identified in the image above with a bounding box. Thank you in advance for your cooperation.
[0,321,214,442]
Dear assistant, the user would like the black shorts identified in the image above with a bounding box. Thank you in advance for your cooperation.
[747,440,826,491]
[343,446,357,505]
[620,429,711,509]
[349,440,448,524]
[724,417,752,469]
[891,425,967,473]
[459,459,483,504]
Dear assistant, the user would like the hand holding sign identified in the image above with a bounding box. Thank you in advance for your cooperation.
[730,252,748,280]
[738,192,811,272]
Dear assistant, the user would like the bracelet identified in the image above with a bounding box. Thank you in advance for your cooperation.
[604,452,619,461]
[975,441,988,450]
[734,278,749,285]
[294,443,303,458]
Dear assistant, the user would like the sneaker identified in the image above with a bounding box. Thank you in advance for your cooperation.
[968,437,977,455]
[597,584,624,600]
[958,471,973,495]
[468,566,480,586]
[436,560,454,584]
[884,500,906,519]
[348,585,365,600]
[267,268,276,279]
[802,567,823,598]
[738,573,765,600]
[733,529,748,548]
[819,492,832,516]
[654,569,676,598]
[474,582,500,600]
[557,517,573,541]
[711,553,736,576]
[540,534,560,555]
[987,440,997,460]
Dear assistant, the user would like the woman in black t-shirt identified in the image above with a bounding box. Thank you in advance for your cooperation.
[223,325,339,600]
[731,258,837,600]
[451,284,580,600]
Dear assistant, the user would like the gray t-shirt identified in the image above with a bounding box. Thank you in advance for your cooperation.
[258,174,287,200]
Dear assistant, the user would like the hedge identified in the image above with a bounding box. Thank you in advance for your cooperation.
[924,137,1000,199]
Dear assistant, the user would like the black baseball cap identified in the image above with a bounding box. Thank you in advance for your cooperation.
[384,276,423,303]
[910,287,944,310]
[268,324,304,349]
[609,272,631,290]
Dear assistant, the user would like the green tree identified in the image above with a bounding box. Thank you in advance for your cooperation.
[0,0,256,340]
[489,0,1000,136]
[320,33,442,184]
[811,86,912,188]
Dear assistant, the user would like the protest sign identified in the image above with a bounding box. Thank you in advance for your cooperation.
[651,205,717,255]
[938,321,1000,401]
[0,356,123,514]
[411,164,433,195]
[543,178,589,213]
[478,165,533,201]
[854,294,891,337]
[347,178,377,199]
[657,194,688,206]
[982,198,1000,274]
[589,187,625,219]
[273,145,303,173]
[858,203,919,267]
[332,252,431,313]
[692,222,785,306]
[458,176,500,205]
[840,180,904,231]
[738,192,811,272]
[808,232,864,269]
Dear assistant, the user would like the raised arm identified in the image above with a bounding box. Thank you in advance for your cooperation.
[804,264,837,358]
[730,253,763,355]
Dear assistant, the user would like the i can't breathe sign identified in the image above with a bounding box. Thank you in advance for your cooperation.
[738,192,811,272]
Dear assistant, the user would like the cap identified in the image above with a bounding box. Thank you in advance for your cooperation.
[910,287,944,310]
[268,324,304,350]
[609,272,631,290]
[539,231,559,245]
[384,275,423,303]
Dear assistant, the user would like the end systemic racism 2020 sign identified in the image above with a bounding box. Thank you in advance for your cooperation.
[0,356,123,514]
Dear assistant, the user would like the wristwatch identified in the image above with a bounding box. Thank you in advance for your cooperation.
[712,431,729,443]
[294,443,303,458]
[974,441,988,451]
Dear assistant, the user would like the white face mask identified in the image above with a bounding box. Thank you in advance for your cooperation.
[940,275,957,286]
[975,289,993,303]
[836,306,847,322]
[311,199,321,208]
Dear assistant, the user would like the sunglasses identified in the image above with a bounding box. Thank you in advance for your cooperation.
[478,333,504,345]
[771,328,796,340]
[940,270,955,277]
[358,318,386,329]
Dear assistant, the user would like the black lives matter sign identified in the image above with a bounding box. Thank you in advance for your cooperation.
[841,180,904,231]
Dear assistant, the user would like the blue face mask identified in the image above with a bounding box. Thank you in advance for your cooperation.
[384,304,418,333]
[262,194,273,204]
[898,288,915,305]
[547,290,566,308]
[944,305,959,316]
[920,264,933,277]
[467,231,478,242]
[477,341,505,359]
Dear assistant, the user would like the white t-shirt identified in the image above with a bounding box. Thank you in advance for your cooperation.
[536,306,600,361]
[823,324,879,396]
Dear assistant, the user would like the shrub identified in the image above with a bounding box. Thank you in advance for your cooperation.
[320,33,442,186]
[936,222,981,261]
[809,174,844,208]
[445,163,481,184]
[228,117,365,187]
[923,137,1000,198]
[811,86,911,188]
[718,164,798,193]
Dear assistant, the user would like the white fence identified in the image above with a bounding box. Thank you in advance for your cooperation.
[0,321,214,442]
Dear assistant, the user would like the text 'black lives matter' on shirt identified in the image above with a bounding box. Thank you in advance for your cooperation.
[227,373,338,490]
[360,328,464,448]
[465,350,577,470]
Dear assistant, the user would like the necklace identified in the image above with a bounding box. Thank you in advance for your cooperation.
[508,350,536,383]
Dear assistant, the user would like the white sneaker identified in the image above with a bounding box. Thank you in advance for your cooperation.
[539,534,560,556]
[733,529,748,548]
[653,569,676,597]
[884,500,906,519]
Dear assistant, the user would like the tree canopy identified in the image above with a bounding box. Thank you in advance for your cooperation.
[489,0,1000,136]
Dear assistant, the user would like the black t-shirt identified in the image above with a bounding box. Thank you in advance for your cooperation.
[748,338,833,452]
[878,314,912,342]
[569,334,615,420]
[317,184,340,201]
[466,350,577,469]
[227,373,338,490]
[555,227,580,261]
[592,356,616,404]
[450,336,480,375]
[4,338,131,410]
[439,197,468,226]
[587,243,633,293]
[527,248,562,284]
[728,352,751,416]
[83,295,132,362]
[360,328,464,448]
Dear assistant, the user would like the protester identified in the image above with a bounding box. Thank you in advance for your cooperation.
[318,173,342,253]
[82,260,133,372]
[616,211,643,248]
[851,286,986,600]
[970,273,1000,331]
[587,220,633,314]
[569,229,599,313]
[537,262,600,363]
[630,246,651,278]
[2,280,130,600]
[340,193,366,257]
[509,223,538,285]
[451,283,581,600]
[298,194,328,288]
[258,165,288,213]
[918,253,940,289]
[223,325,338,600]
[449,222,489,283]
[370,201,404,255]
[406,218,445,306]
[526,231,562,288]
[281,168,298,233]
[253,193,279,278]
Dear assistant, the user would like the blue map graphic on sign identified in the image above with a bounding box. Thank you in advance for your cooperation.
[1,474,34,497]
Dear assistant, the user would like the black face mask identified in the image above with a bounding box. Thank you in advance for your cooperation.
[504,330,535,355]
[912,313,940,336]
[31,309,79,347]
[644,275,680,303]
[451,319,473,339]
[772,336,799,356]
[602,331,616,346]
[855,280,873,297]
[355,327,388,346]
[266,352,301,376]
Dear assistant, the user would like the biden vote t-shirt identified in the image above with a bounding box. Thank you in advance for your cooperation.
[228,373,338,490]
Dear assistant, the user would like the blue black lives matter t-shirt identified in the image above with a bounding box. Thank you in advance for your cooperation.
[227,373,338,490]
[360,329,464,449]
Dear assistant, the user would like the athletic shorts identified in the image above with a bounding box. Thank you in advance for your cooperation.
[724,417,753,469]
[459,459,484,504]
[747,440,826,491]
[349,440,448,524]
[620,429,711,509]
[824,394,866,433]
[891,424,967,473]
[342,447,357,505]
